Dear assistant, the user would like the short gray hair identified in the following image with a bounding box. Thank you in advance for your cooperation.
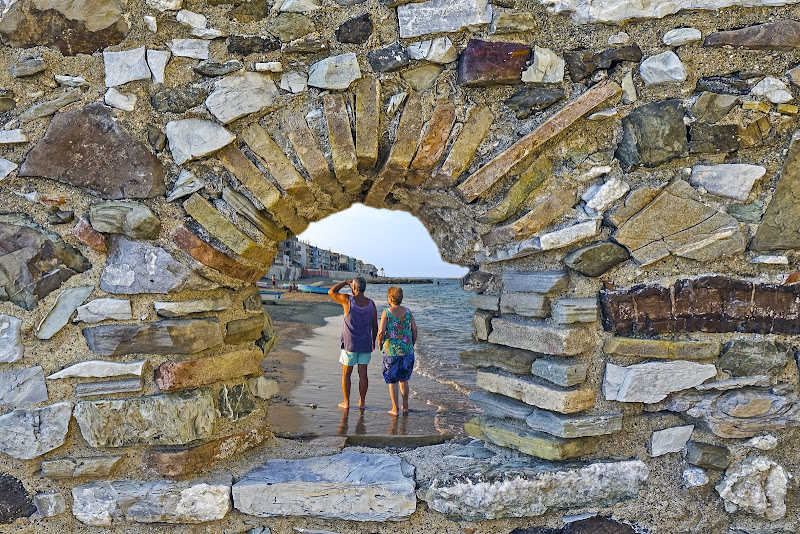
[354,277,366,292]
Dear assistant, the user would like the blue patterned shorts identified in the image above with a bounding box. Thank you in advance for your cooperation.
[382,352,415,384]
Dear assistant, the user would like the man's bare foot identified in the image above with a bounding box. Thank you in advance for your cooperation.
[402,409,409,415]
[387,408,399,415]
[338,402,349,410]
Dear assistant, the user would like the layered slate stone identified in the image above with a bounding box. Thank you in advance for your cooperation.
[76,298,132,323]
[73,389,215,447]
[503,269,569,293]
[83,318,223,356]
[19,104,165,199]
[353,78,381,170]
[152,83,209,113]
[418,459,648,520]
[225,315,265,344]
[466,415,598,460]
[751,130,800,250]
[89,201,161,239]
[155,347,263,391]
[600,275,800,335]
[457,40,531,87]
[612,179,745,266]
[172,226,269,283]
[0,0,128,55]
[704,20,800,50]
[488,318,594,356]
[531,357,589,387]
[0,473,36,524]
[603,361,717,403]
[505,87,565,119]
[77,379,142,397]
[430,104,494,187]
[72,476,231,526]
[689,164,764,201]
[324,93,360,193]
[660,387,800,438]
[604,337,721,360]
[41,456,123,479]
[477,370,594,414]
[479,156,554,225]
[36,285,93,340]
[397,0,492,39]
[551,298,597,323]
[154,295,231,318]
[0,402,72,459]
[526,407,622,438]
[406,99,456,186]
[719,340,792,377]
[233,451,416,521]
[0,214,90,310]
[100,236,216,294]
[0,366,47,407]
[615,100,688,169]
[459,344,538,374]
[543,0,799,23]
[649,425,693,456]
[467,390,535,420]
[48,360,144,380]
[499,292,549,318]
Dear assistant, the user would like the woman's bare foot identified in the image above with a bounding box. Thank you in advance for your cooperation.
[387,408,399,415]
[358,403,366,410]
[402,409,409,415]
[338,402,349,410]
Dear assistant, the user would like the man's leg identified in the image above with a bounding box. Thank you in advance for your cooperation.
[339,364,353,409]
[357,363,368,409]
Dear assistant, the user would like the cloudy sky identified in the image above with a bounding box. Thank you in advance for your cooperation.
[298,204,468,278]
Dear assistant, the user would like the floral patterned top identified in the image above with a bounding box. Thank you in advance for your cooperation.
[382,308,414,356]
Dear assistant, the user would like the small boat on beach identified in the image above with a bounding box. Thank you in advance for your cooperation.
[260,290,283,304]
[298,284,330,294]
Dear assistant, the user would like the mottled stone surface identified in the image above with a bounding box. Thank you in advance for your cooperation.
[41,456,123,479]
[225,315,265,344]
[716,456,788,520]
[419,459,648,520]
[505,87,565,119]
[704,20,800,50]
[227,35,280,55]
[0,473,36,524]
[460,344,537,374]
[468,390,534,420]
[397,0,492,38]
[219,383,257,420]
[499,292,549,318]
[171,226,269,283]
[0,0,128,55]
[366,41,410,72]
[604,337,720,360]
[603,361,717,403]
[154,295,231,318]
[457,40,531,87]
[477,370,595,414]
[103,47,149,87]
[308,53,361,90]
[0,402,72,459]
[0,214,90,310]
[488,318,594,356]
[76,378,143,397]
[639,51,686,85]
[551,298,597,324]
[0,366,47,406]
[563,241,629,276]
[503,270,569,293]
[73,389,215,447]
[72,475,232,525]
[19,88,83,123]
[19,104,165,199]
[206,73,278,124]
[83,318,223,356]
[33,492,65,518]
[36,285,93,339]
[155,348,263,391]
[564,45,642,82]
[336,13,372,44]
[719,340,792,377]
[0,315,23,363]
[691,91,739,122]
[689,164,764,201]
[751,130,800,250]
[234,451,415,520]
[100,236,216,294]
[616,100,687,169]
[151,83,208,113]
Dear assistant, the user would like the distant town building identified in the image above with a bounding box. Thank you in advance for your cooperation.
[269,237,379,279]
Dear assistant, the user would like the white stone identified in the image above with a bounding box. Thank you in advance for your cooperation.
[0,366,48,407]
[280,0,321,11]
[76,298,133,323]
[0,315,23,363]
[649,425,694,456]
[663,27,702,46]
[621,69,637,103]
[584,177,630,213]
[191,27,223,39]
[146,49,171,84]
[397,0,492,39]
[34,492,66,517]
[387,92,407,116]
[146,0,183,11]
[165,119,235,165]
[608,31,630,44]
[176,9,206,28]
[154,295,231,317]
[166,169,204,202]
[36,286,93,340]
[745,434,778,450]
[169,39,209,60]
[683,467,709,487]
[280,71,308,93]
[750,255,789,265]
[248,377,279,399]
[205,72,279,124]
[144,15,157,32]
[587,108,618,120]
[751,77,793,104]
[578,165,612,181]
[407,37,458,64]
[0,158,17,180]
[307,53,361,90]
[255,61,283,72]
[104,88,137,111]
[539,220,600,251]
[522,46,564,84]
[716,456,788,520]
[690,164,765,201]
[103,47,150,87]
[72,476,232,526]
[232,451,416,521]
[48,360,146,380]
[0,402,72,459]
[603,361,717,403]
[0,129,28,144]
[54,75,89,87]
[639,51,686,86]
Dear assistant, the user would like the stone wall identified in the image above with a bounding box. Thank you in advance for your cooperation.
[1,0,800,531]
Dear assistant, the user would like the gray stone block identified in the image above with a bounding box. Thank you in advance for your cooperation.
[460,344,537,374]
[525,407,623,438]
[473,310,493,341]
[686,441,730,470]
[502,269,569,293]
[531,357,589,387]
[467,390,533,420]
[499,292,549,318]
[551,298,598,323]
[488,317,594,356]
[469,294,500,311]
[476,370,594,414]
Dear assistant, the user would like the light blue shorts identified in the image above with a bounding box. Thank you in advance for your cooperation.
[340,350,372,366]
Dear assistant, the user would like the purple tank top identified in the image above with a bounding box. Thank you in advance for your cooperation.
[341,295,374,352]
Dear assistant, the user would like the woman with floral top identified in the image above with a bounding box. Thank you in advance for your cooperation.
[376,286,418,416]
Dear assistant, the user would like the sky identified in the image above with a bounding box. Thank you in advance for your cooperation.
[298,204,469,278]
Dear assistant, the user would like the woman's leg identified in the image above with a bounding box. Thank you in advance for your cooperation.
[387,382,399,415]
[399,380,409,414]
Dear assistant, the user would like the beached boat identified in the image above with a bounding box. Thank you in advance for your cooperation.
[260,290,284,304]
[298,284,330,294]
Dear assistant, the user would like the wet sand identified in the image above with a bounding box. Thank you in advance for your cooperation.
[263,290,452,439]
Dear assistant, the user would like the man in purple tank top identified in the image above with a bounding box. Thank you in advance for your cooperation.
[328,277,377,410]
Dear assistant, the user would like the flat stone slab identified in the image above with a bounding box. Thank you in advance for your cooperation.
[397,0,492,38]
[75,298,132,323]
[477,370,595,414]
[154,295,231,317]
[206,72,278,124]
[72,475,232,526]
[469,294,500,311]
[488,317,594,356]
[0,366,47,407]
[47,360,145,380]
[467,390,534,420]
[604,337,721,360]
[36,285,93,340]
[233,451,416,521]
[499,291,549,318]
[0,402,72,459]
[551,298,597,324]
[531,357,589,387]
[751,130,800,250]
[83,319,223,356]
[165,119,235,165]
[603,360,717,403]
[502,270,569,293]
[41,456,123,479]
[650,425,693,456]
[419,458,648,520]
[459,344,538,374]
[526,407,623,438]
[155,347,263,391]
[0,315,23,362]
[690,164,765,201]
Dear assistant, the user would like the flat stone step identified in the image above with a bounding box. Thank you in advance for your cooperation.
[476,369,595,414]
[525,407,623,438]
[531,356,589,387]
[232,451,416,521]
[488,317,595,356]
[467,390,533,420]
[459,344,538,374]
[345,434,453,448]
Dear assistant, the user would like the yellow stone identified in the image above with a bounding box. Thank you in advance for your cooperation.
[742,100,771,113]
[406,99,457,187]
[479,155,553,224]
[481,189,576,246]
[738,117,771,148]
[221,187,287,243]
[323,93,360,194]
[429,105,494,188]
[354,78,380,170]
[778,104,799,115]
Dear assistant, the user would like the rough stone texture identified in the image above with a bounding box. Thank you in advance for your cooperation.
[531,357,589,387]
[225,315,265,344]
[477,370,595,414]
[88,201,160,240]
[206,73,278,124]
[691,91,739,122]
[33,491,65,518]
[41,456,123,479]
[100,236,216,294]
[615,100,687,169]
[233,451,416,521]
[716,456,788,520]
[430,104,494,187]
[248,377,278,399]
[649,425,693,456]
[19,104,165,199]
[165,119,235,165]
[76,378,143,397]
[704,20,800,50]
[469,293,500,311]
[751,130,800,250]
[172,226,269,283]
[488,318,594,356]
[563,241,629,277]
[499,292,549,318]
[0,0,128,55]
[151,83,208,113]
[155,295,231,317]
[155,347,263,391]
[564,45,642,82]
[19,88,83,123]
[419,460,648,520]
[639,51,686,85]
[47,360,144,379]
[72,476,232,526]
[551,298,597,323]
[0,366,47,406]
[600,275,800,335]
[603,361,717,403]
[367,42,410,72]
[219,383,257,420]
[689,164,765,201]
[0,473,36,524]
[308,53,361,90]
[0,315,23,363]
[503,270,569,293]
[0,402,72,459]
[73,217,107,252]
[603,337,721,360]
[83,318,223,356]
[689,123,740,153]
[324,93,360,193]
[457,40,531,87]
[526,407,623,438]
[719,340,792,377]
[75,298,132,323]
[467,390,535,420]
[336,13,372,44]
[460,344,537,374]
[397,0,492,38]
[0,214,90,310]
[73,389,215,447]
[103,47,150,87]
[686,441,730,470]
